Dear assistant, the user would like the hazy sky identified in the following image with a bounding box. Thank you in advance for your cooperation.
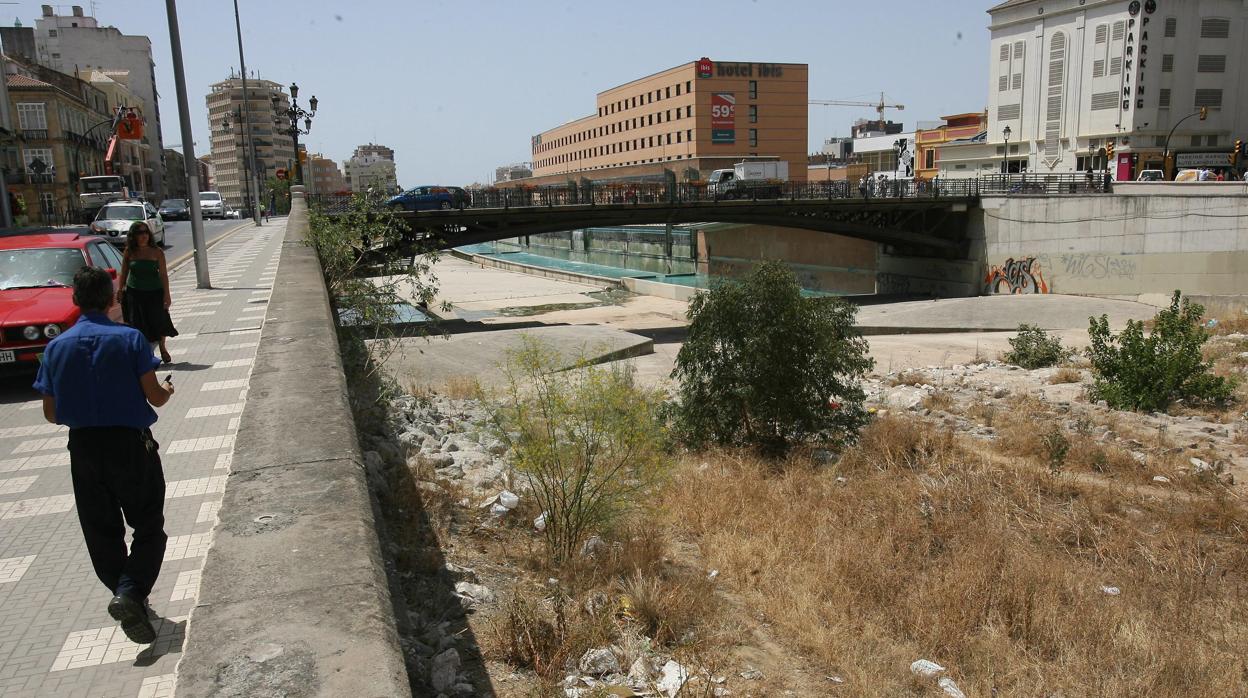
[8,1,990,186]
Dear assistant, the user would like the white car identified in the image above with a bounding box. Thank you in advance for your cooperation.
[1135,169,1164,182]
[88,200,166,247]
[199,191,226,219]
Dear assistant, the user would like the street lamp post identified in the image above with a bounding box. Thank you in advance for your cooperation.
[221,108,254,221]
[1002,125,1012,174]
[1162,107,1209,179]
[273,84,317,185]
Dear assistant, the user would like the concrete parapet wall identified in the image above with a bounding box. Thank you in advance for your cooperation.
[980,192,1248,300]
[175,192,411,696]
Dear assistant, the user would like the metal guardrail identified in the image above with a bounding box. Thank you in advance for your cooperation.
[979,172,1111,195]
[307,178,982,215]
[305,173,1122,216]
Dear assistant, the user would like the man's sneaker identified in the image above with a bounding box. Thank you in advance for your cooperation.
[107,594,156,644]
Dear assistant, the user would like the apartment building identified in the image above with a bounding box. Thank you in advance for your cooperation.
[206,76,295,209]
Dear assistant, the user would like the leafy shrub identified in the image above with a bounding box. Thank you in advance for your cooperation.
[1004,324,1073,369]
[493,337,667,565]
[670,261,873,456]
[1087,290,1235,411]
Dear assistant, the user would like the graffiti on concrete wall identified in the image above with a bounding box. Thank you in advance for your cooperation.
[984,257,1048,294]
[1055,253,1137,280]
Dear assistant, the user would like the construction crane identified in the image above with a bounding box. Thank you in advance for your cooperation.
[809,92,905,121]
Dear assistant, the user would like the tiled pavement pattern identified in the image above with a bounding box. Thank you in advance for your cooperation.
[0,221,286,696]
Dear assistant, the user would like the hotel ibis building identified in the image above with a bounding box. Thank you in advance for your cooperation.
[525,58,808,185]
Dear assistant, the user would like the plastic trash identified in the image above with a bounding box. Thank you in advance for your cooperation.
[489,503,509,516]
[657,660,690,697]
[1101,586,1121,596]
[498,490,520,509]
[534,512,547,531]
[1152,475,1171,484]
[939,677,967,698]
[910,659,946,677]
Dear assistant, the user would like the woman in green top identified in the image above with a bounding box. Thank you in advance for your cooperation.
[116,222,178,363]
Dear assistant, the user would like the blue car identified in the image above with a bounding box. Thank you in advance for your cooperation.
[386,186,464,211]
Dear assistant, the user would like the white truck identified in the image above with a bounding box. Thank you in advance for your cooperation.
[707,160,789,199]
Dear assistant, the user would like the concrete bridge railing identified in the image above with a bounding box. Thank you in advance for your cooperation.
[175,188,411,696]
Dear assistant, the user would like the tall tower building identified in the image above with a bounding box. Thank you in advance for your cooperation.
[206,75,295,210]
[30,4,167,198]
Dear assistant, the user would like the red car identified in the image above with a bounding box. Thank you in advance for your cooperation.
[0,231,125,372]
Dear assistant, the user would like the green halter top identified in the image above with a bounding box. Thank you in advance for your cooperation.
[126,259,163,291]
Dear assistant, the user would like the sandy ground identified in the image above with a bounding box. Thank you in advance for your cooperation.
[403,256,1163,390]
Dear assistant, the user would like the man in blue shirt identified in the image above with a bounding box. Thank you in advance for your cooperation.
[34,266,175,645]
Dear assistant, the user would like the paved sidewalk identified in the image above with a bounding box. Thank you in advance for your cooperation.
[0,220,287,697]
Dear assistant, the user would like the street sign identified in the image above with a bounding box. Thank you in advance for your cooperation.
[697,57,714,78]
[275,168,287,180]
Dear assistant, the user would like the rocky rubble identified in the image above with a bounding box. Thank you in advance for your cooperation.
[865,358,1245,485]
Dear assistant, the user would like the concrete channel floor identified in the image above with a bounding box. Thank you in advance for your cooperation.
[0,220,286,697]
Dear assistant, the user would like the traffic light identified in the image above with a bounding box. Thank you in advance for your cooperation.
[1199,106,1208,120]
[1237,138,1245,155]
[1232,139,1242,166]
[1105,140,1115,160]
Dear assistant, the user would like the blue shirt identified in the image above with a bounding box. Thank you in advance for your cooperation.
[33,312,160,430]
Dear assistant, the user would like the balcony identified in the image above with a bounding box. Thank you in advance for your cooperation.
[5,172,55,185]
[21,129,49,140]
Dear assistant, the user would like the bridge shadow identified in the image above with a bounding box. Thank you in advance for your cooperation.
[348,336,498,696]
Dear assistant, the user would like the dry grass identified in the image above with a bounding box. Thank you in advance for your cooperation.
[921,389,955,412]
[483,520,724,687]
[1049,366,1084,384]
[440,373,483,400]
[658,415,1248,697]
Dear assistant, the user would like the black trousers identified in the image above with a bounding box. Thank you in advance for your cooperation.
[67,427,167,601]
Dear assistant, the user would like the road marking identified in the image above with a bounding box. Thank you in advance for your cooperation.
[49,618,185,671]
[166,435,234,454]
[138,673,177,698]
[169,570,201,602]
[11,437,67,454]
[0,475,38,495]
[0,555,37,584]
[0,452,70,473]
[0,494,74,519]
[196,500,221,523]
[201,379,248,392]
[166,475,227,499]
[164,533,212,561]
[0,423,65,439]
[214,453,232,470]
[211,358,254,369]
[184,402,245,419]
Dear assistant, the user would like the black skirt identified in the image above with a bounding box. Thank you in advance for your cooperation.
[122,287,179,342]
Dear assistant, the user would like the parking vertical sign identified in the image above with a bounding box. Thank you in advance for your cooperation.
[711,93,735,144]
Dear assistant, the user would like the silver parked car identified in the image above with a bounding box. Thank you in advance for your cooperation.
[88,200,166,246]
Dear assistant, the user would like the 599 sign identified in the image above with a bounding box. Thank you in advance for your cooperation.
[711,92,736,143]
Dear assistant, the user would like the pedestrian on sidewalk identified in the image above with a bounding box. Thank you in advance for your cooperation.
[33,266,175,645]
[117,222,178,364]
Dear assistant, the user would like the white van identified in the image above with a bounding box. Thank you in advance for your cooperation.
[199,191,226,219]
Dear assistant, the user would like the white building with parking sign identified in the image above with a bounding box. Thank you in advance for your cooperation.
[985,0,1248,180]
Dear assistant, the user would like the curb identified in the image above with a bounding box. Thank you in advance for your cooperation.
[167,221,255,273]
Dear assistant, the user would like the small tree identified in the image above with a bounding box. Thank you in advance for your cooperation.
[493,337,667,565]
[1003,324,1074,369]
[670,261,873,456]
[1086,290,1235,411]
[307,189,442,380]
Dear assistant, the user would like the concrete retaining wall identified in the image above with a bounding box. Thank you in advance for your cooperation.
[698,222,878,294]
[980,191,1248,303]
[176,191,411,696]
